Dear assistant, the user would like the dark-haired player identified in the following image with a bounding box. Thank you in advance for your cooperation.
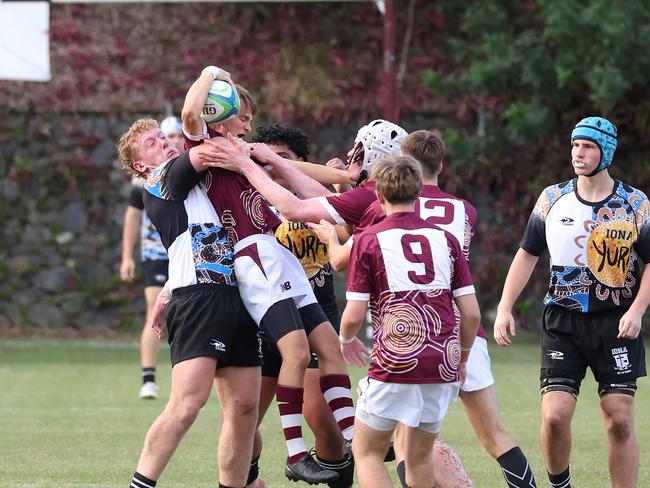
[252,123,354,488]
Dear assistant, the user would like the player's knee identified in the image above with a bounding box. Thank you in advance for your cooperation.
[167,398,205,427]
[283,347,312,371]
[541,407,571,433]
[606,416,633,443]
[225,394,259,421]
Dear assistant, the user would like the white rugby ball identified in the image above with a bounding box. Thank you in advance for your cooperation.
[201,80,240,125]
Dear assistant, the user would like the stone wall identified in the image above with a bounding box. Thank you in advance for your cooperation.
[1,112,460,331]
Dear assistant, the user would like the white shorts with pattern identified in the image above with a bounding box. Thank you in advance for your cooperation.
[233,234,317,325]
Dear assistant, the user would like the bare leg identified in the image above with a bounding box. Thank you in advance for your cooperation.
[307,322,347,375]
[460,386,515,458]
[394,423,472,488]
[600,393,638,488]
[276,330,312,386]
[540,391,576,475]
[135,356,216,479]
[214,366,261,487]
[141,286,162,368]
[403,426,437,488]
[353,421,393,488]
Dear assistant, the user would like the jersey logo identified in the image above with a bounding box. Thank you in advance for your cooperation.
[209,339,226,352]
[559,217,574,225]
[546,350,564,360]
[280,281,292,292]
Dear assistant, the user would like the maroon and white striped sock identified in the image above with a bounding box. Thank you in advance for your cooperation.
[320,374,355,440]
[276,385,307,463]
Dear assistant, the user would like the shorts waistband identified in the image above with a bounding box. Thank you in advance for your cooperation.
[234,233,276,253]
[172,282,236,297]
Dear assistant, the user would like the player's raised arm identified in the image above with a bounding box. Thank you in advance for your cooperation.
[493,248,539,347]
[181,65,232,136]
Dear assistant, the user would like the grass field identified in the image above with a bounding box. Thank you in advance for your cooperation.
[1,336,648,487]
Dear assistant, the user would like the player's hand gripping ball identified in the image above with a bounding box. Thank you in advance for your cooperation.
[201,80,240,125]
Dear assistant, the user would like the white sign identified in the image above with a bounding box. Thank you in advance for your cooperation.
[0,2,50,81]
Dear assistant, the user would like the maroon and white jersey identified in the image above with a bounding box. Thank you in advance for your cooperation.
[184,128,281,246]
[346,212,475,384]
[356,185,487,340]
[318,180,377,231]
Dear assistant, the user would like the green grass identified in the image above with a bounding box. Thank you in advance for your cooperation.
[0,336,648,487]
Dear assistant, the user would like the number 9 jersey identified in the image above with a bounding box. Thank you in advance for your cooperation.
[346,211,475,384]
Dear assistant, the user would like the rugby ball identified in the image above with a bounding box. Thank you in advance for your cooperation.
[201,80,240,125]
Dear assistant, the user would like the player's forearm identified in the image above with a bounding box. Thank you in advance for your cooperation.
[456,294,480,361]
[181,69,214,134]
[340,303,366,341]
[240,158,303,215]
[497,248,539,312]
[266,157,333,198]
[329,240,351,272]
[121,207,141,259]
[628,262,650,316]
[291,160,356,188]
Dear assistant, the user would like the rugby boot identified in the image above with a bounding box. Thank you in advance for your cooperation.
[285,452,339,485]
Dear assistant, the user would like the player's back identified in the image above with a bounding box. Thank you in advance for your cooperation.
[346,211,474,384]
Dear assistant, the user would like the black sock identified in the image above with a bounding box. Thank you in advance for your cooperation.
[496,446,537,487]
[129,472,156,488]
[246,455,260,485]
[396,460,408,488]
[548,467,571,488]
[316,453,354,488]
[142,367,156,384]
[218,484,243,488]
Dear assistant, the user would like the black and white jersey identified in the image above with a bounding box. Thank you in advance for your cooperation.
[143,153,236,291]
[128,183,168,262]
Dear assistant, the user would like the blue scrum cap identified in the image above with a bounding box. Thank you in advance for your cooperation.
[571,116,617,174]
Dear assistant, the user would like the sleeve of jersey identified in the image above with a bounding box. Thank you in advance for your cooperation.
[182,120,210,150]
[463,200,478,258]
[633,197,650,263]
[164,153,203,199]
[449,236,475,298]
[128,185,144,210]
[318,186,376,226]
[519,192,548,256]
[345,234,373,301]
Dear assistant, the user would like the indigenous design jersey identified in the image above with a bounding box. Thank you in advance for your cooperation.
[357,185,487,340]
[346,212,475,384]
[128,184,168,262]
[274,219,338,321]
[318,180,377,230]
[142,152,235,291]
[184,126,280,246]
[521,179,650,312]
